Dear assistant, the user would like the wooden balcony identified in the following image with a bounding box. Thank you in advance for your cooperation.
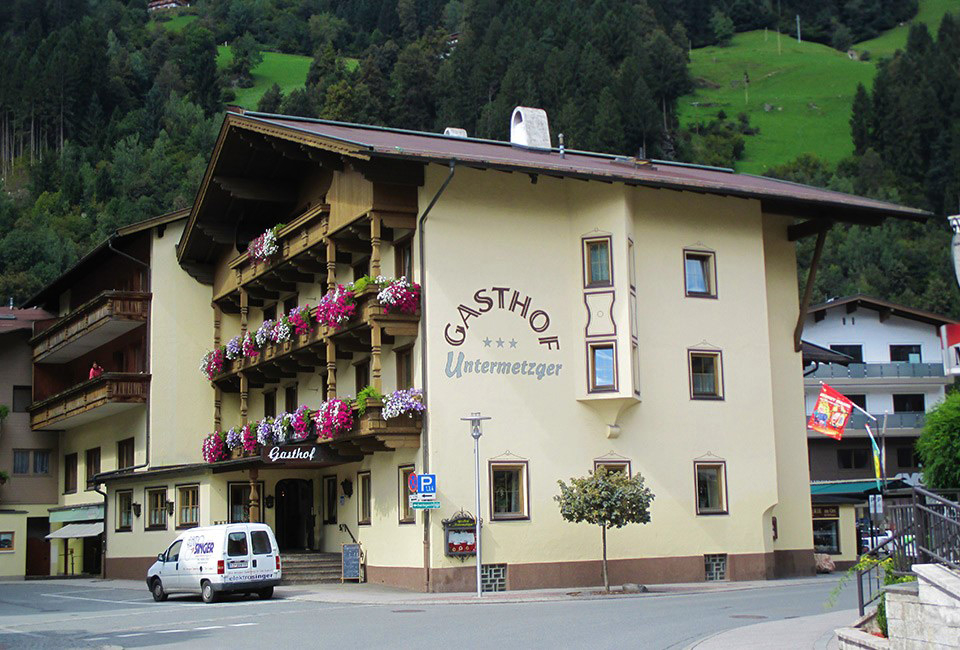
[30,373,150,431]
[331,285,420,343]
[214,205,329,313]
[31,291,150,363]
[213,326,329,392]
[326,400,422,456]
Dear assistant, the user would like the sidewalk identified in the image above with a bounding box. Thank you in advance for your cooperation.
[684,608,855,650]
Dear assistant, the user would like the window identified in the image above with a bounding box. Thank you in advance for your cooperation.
[264,391,276,418]
[396,347,413,390]
[846,394,867,410]
[283,295,298,314]
[584,238,612,287]
[395,238,413,279]
[229,482,263,523]
[12,386,30,412]
[117,438,135,470]
[890,344,922,363]
[695,462,727,514]
[355,359,370,397]
[490,462,529,520]
[0,532,14,551]
[146,488,167,530]
[85,448,101,489]
[284,385,298,413]
[684,250,716,297]
[323,475,338,525]
[262,304,277,323]
[594,460,631,477]
[897,446,919,469]
[227,531,248,557]
[116,490,133,531]
[34,450,50,475]
[689,351,723,399]
[165,540,182,563]
[64,453,77,494]
[251,530,272,555]
[358,472,372,525]
[353,257,370,281]
[813,519,841,555]
[837,448,869,469]
[399,466,415,524]
[893,394,925,413]
[829,345,863,363]
[588,342,616,392]
[177,485,199,528]
[13,451,29,475]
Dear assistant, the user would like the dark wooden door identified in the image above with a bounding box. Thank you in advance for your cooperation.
[82,534,102,575]
[25,518,50,577]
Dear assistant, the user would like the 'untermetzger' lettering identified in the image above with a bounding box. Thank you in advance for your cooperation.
[445,351,562,380]
[267,446,317,462]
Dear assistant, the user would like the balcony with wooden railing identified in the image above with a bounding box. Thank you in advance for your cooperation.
[31,291,151,363]
[30,372,151,431]
[326,399,423,456]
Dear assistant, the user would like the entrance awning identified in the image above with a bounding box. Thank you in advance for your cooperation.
[46,522,104,539]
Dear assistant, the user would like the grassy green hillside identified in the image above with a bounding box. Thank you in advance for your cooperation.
[216,46,313,109]
[678,0,956,174]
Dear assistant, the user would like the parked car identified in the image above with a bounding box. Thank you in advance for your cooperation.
[859,527,893,551]
[146,523,281,603]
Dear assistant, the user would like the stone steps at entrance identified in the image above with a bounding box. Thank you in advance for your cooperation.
[281,552,343,584]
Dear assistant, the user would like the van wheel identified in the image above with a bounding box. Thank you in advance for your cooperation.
[151,578,167,602]
[257,587,274,600]
[201,581,217,604]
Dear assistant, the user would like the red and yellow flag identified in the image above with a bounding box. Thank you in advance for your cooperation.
[807,383,853,440]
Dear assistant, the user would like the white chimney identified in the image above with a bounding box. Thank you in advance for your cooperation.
[510,107,551,149]
[443,127,468,138]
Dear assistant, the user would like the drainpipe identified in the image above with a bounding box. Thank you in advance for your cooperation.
[418,160,456,593]
[93,485,108,579]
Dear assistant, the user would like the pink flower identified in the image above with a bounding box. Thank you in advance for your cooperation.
[241,424,258,452]
[313,398,354,439]
[316,285,357,330]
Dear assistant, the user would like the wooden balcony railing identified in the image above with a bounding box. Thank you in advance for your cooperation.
[31,291,151,363]
[325,400,422,456]
[30,373,151,431]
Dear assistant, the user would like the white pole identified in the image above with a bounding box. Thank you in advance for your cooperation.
[474,433,482,598]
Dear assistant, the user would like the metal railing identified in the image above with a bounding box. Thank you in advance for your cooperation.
[806,362,945,379]
[847,411,925,429]
[856,486,960,615]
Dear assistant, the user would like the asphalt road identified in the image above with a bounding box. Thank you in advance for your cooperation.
[0,577,858,649]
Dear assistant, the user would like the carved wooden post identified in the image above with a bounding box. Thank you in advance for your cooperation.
[370,212,382,278]
[371,322,382,392]
[248,468,260,523]
[214,387,222,431]
[239,288,249,335]
[213,303,222,347]
[326,340,337,398]
[326,238,337,291]
[240,372,248,425]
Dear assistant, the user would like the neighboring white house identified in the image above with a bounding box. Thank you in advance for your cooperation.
[803,295,956,486]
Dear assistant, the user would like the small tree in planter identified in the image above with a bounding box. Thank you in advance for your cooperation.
[555,466,655,592]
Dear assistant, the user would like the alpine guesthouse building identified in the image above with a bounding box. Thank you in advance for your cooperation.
[25,107,927,591]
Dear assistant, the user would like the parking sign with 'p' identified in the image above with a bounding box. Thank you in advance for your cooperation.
[418,474,436,494]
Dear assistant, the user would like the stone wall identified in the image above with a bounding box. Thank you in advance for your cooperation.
[886,564,960,649]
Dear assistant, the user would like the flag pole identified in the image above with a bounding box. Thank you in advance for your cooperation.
[819,381,877,420]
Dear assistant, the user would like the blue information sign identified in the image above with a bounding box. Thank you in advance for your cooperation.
[418,474,437,494]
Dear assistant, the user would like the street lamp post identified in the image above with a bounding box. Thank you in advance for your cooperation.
[462,412,490,598]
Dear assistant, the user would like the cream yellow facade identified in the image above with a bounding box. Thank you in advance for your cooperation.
[36,112,923,590]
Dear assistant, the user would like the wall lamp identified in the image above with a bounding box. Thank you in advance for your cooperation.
[340,479,353,498]
[264,495,275,509]
[132,503,142,518]
[165,500,175,516]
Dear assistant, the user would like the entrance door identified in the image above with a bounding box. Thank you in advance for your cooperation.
[25,518,50,577]
[275,479,314,550]
[82,534,102,575]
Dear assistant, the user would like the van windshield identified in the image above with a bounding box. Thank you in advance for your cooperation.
[227,532,248,557]
[251,530,272,555]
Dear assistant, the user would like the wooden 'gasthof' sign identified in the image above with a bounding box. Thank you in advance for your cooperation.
[341,543,362,582]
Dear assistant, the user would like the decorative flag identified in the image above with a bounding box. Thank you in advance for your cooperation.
[865,423,883,492]
[807,383,854,440]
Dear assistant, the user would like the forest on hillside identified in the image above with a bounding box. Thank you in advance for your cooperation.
[0,0,958,317]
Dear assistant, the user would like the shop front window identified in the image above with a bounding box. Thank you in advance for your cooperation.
[813,519,841,555]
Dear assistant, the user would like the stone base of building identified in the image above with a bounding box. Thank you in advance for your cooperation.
[107,549,815,591]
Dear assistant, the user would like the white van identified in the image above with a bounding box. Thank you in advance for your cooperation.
[146,523,282,603]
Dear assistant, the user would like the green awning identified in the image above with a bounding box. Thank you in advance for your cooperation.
[810,479,907,496]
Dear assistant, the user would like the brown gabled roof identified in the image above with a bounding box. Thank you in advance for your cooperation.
[0,307,55,336]
[808,294,957,327]
[240,112,930,221]
[22,208,190,309]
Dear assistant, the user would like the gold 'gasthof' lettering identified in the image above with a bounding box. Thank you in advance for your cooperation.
[443,286,559,349]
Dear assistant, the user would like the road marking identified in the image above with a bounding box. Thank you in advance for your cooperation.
[85,637,108,641]
[230,622,258,627]
[156,629,188,634]
[116,632,147,637]
[194,625,225,630]
[0,625,43,638]
[43,593,145,605]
